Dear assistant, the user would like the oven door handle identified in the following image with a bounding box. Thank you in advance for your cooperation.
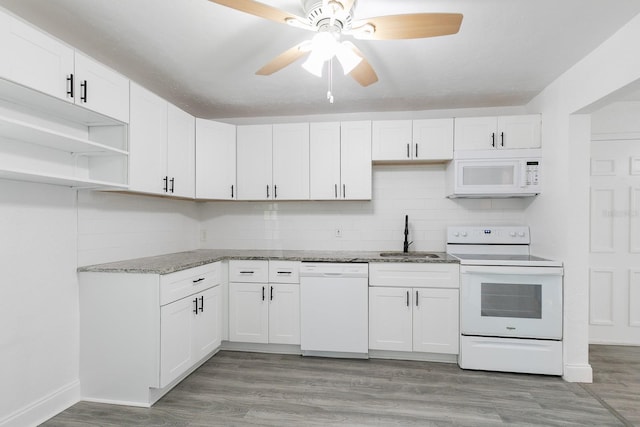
[460,265,564,276]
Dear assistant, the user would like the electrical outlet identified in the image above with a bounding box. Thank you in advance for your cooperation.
[200,230,207,242]
[335,227,342,238]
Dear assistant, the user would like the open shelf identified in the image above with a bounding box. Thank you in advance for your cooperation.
[0,167,128,189]
[0,114,128,156]
[0,78,124,127]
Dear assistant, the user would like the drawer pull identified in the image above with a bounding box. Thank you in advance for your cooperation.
[192,278,205,284]
[239,271,255,274]
[277,271,292,275]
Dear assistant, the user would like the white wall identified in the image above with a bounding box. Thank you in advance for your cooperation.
[77,191,200,266]
[0,181,79,427]
[0,185,200,426]
[200,165,529,251]
[526,13,640,382]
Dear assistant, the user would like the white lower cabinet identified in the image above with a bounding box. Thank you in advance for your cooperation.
[79,262,222,406]
[368,263,460,355]
[160,284,221,388]
[229,260,300,345]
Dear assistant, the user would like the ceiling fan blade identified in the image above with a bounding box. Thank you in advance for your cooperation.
[339,0,356,13]
[353,13,463,40]
[344,42,378,87]
[208,0,304,25]
[256,42,311,75]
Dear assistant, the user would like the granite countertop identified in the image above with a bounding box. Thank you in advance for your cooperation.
[77,249,459,275]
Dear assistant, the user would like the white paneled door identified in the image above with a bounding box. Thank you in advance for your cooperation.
[589,140,640,345]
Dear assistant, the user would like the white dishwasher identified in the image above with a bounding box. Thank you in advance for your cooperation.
[299,262,369,357]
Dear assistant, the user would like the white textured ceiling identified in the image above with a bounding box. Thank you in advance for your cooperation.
[1,0,640,119]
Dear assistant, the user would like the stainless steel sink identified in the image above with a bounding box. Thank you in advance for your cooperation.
[379,251,440,259]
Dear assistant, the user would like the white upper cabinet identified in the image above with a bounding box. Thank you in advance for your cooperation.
[237,124,273,200]
[166,103,195,198]
[413,119,454,160]
[0,9,128,189]
[195,119,236,200]
[309,121,372,200]
[372,119,453,162]
[73,52,130,123]
[129,82,194,197]
[340,120,372,200]
[0,10,74,101]
[0,11,129,122]
[272,123,309,200]
[129,83,167,195]
[237,123,310,201]
[372,120,412,161]
[309,122,341,200]
[454,114,541,150]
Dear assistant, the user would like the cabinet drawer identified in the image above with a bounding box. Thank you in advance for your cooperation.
[268,260,300,283]
[229,260,269,282]
[160,262,221,305]
[369,263,460,288]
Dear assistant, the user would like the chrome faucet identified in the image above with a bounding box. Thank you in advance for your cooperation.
[403,215,413,253]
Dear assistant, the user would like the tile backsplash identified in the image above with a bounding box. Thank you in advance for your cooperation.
[200,165,529,251]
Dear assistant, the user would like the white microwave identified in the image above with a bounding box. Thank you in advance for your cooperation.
[445,149,542,198]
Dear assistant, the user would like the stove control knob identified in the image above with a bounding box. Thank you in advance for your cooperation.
[453,232,459,237]
[461,232,468,237]
[518,232,526,237]
[509,232,516,237]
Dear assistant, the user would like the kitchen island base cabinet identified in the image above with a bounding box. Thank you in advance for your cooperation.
[79,262,222,407]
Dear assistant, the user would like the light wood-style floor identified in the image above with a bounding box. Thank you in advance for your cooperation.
[42,345,639,426]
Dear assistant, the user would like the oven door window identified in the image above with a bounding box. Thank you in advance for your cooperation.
[481,282,542,319]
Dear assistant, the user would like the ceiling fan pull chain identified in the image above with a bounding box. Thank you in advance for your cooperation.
[327,58,334,104]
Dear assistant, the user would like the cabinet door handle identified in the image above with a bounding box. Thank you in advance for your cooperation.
[415,290,419,307]
[169,177,175,193]
[192,277,205,284]
[491,132,496,148]
[334,184,338,199]
[266,185,270,198]
[274,185,278,199]
[406,143,410,158]
[343,184,346,199]
[406,291,410,307]
[199,295,204,313]
[163,176,168,192]
[231,185,234,198]
[66,74,74,98]
[501,131,505,147]
[262,286,265,301]
[415,143,418,158]
[80,80,88,103]
[270,286,274,301]
[193,298,198,315]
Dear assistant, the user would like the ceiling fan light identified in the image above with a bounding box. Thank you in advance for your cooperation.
[335,42,362,75]
[311,31,338,61]
[302,52,325,77]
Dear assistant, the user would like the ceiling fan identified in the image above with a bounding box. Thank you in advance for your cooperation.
[208,0,463,87]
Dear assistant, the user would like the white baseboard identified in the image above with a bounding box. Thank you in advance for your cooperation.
[563,363,593,383]
[0,380,80,427]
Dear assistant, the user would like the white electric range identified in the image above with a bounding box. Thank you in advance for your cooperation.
[447,226,564,376]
